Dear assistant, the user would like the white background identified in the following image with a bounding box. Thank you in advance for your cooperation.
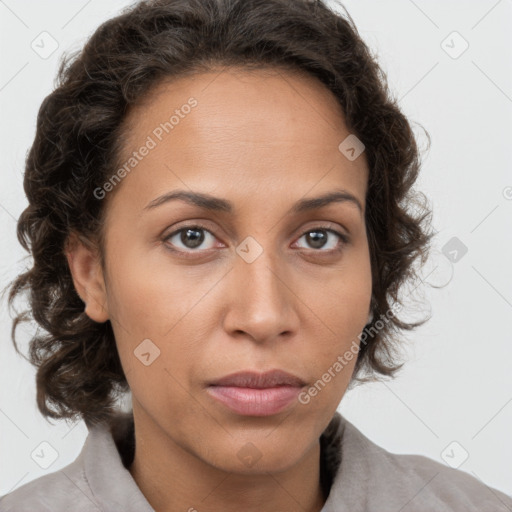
[1,0,511,500]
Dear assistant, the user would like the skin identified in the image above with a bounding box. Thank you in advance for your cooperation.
[66,66,372,512]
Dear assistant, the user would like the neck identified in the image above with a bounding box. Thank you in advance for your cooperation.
[127,407,326,512]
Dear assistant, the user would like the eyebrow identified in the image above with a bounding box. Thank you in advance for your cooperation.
[143,189,363,215]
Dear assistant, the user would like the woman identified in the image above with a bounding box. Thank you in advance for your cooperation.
[1,0,511,510]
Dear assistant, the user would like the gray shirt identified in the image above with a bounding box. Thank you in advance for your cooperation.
[1,411,511,511]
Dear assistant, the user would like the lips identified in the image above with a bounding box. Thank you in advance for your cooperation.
[208,369,306,389]
[206,369,306,416]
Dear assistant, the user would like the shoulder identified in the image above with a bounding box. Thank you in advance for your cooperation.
[380,450,512,510]
[326,413,512,511]
[0,412,145,512]
[0,457,100,512]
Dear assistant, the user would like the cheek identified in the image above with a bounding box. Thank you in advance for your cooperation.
[106,250,218,380]
[299,256,371,400]
[325,285,370,338]
[296,295,366,418]
[106,245,195,336]
[319,260,372,339]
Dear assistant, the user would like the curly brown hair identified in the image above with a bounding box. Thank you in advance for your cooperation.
[3,0,434,427]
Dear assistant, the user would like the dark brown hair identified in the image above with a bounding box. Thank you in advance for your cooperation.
[3,0,434,427]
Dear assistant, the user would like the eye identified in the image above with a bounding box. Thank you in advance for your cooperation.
[164,225,218,252]
[294,227,348,252]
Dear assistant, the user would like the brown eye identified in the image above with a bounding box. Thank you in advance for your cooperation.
[295,228,348,252]
[164,226,216,251]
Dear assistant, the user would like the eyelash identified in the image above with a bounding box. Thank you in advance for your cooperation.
[162,223,349,258]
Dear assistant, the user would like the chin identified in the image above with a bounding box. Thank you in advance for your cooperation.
[201,432,311,475]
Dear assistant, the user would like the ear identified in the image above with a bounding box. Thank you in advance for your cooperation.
[64,231,109,323]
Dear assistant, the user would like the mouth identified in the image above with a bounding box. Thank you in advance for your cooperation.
[206,369,306,417]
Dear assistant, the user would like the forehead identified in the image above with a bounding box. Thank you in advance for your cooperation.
[124,66,352,147]
[111,66,368,212]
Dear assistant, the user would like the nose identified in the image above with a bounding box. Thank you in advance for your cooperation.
[221,246,299,345]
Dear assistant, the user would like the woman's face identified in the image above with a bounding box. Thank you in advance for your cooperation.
[74,67,371,473]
